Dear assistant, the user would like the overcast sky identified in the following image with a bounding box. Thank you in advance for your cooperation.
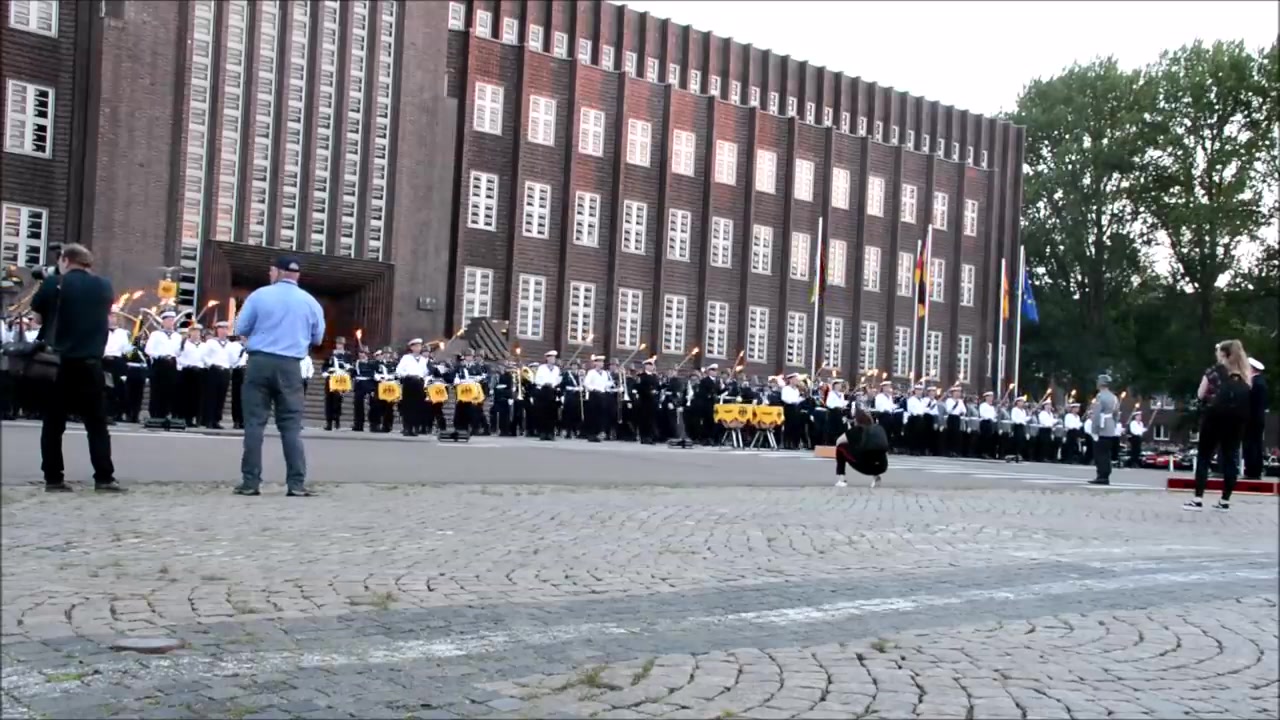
[622,1,1277,117]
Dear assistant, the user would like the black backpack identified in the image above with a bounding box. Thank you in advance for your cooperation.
[1212,369,1251,419]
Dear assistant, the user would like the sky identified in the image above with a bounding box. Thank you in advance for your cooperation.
[621,1,1278,117]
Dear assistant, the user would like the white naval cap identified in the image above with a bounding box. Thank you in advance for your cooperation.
[408,337,424,345]
[545,350,558,357]
[160,310,177,319]
[785,372,799,380]
[187,323,203,331]
[1249,357,1265,371]
[880,380,892,387]
[706,363,719,371]
[214,321,229,328]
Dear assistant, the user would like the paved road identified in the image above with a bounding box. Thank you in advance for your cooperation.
[2,422,1276,720]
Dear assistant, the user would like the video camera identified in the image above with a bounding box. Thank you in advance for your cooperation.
[29,265,59,282]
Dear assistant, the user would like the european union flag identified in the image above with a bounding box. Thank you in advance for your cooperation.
[1021,269,1039,325]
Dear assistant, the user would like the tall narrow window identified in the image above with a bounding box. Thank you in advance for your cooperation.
[567,282,595,344]
[892,326,910,377]
[336,0,368,258]
[710,217,733,268]
[794,159,815,201]
[522,182,551,239]
[671,129,695,176]
[367,0,397,260]
[176,0,217,306]
[790,233,810,280]
[213,0,249,247]
[960,263,975,306]
[863,246,881,291]
[827,239,847,287]
[667,208,691,261]
[750,225,773,274]
[963,199,979,236]
[0,203,51,267]
[823,317,844,372]
[309,0,341,256]
[932,191,948,230]
[247,0,281,247]
[831,168,850,210]
[462,267,494,326]
[621,200,647,254]
[626,118,651,166]
[957,335,973,383]
[900,183,917,223]
[516,274,546,339]
[616,288,643,349]
[924,330,942,380]
[859,321,878,374]
[501,16,518,44]
[467,171,499,231]
[714,140,737,185]
[755,150,777,194]
[573,191,601,246]
[930,258,945,302]
[896,251,913,296]
[577,107,605,156]
[662,294,688,354]
[280,0,312,253]
[866,176,885,217]
[527,95,556,146]
[704,301,729,359]
[785,312,807,367]
[746,306,769,363]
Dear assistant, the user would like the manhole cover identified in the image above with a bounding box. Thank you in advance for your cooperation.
[110,637,186,654]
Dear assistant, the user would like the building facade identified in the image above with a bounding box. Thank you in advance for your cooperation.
[1,0,1026,387]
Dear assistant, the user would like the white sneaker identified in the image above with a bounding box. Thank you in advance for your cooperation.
[871,476,882,488]
[834,479,848,487]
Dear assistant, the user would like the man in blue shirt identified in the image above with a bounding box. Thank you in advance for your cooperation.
[233,255,325,497]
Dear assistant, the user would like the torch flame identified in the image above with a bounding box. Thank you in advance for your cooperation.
[355,329,363,341]
[206,300,220,307]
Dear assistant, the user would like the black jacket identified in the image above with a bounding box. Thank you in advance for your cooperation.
[1250,373,1268,424]
[31,269,114,360]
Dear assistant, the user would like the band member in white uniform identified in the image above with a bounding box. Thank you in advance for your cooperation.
[978,391,998,458]
[533,350,562,441]
[944,386,966,457]
[200,321,237,429]
[395,338,429,437]
[229,336,247,429]
[103,314,133,422]
[905,385,929,456]
[824,379,849,446]
[1008,397,1029,462]
[1126,411,1146,467]
[1036,402,1058,463]
[144,311,182,424]
[1063,402,1083,464]
[781,373,805,449]
[583,355,611,443]
[175,324,206,427]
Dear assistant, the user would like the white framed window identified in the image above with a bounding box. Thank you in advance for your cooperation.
[966,145,975,165]
[710,217,733,268]
[960,263,975,306]
[708,76,720,96]
[932,192,948,230]
[667,208,691,261]
[866,176,885,217]
[922,133,931,153]
[704,301,729,359]
[823,106,833,126]
[906,129,914,148]
[671,129,695,176]
[746,306,769,363]
[178,0,217,292]
[661,294,688,354]
[957,334,973,384]
[553,31,568,58]
[750,225,773,275]
[516,274,547,340]
[626,118,651,166]
[794,159,814,202]
[467,171,498,231]
[573,191,601,246]
[4,80,54,157]
[621,200,647,255]
[863,246,881,292]
[859,321,878,374]
[890,125,899,144]
[873,120,883,142]
[714,140,737,185]
[577,37,591,62]
[785,312,807,367]
[805,101,815,123]
[624,51,637,76]
[840,112,850,132]
[896,251,913,297]
[1154,425,1170,442]
[472,81,503,135]
[831,167,850,210]
[929,257,945,302]
[600,45,615,70]
[827,239,847,287]
[474,9,491,37]
[981,150,989,168]
[787,96,797,117]
[789,232,810,280]
[522,181,551,238]
[447,2,464,30]
[768,92,779,114]
[247,0,279,249]
[8,0,57,36]
[857,116,867,135]
[755,149,777,194]
[951,141,960,160]
[749,86,760,107]
[963,199,979,236]
[689,69,701,93]
[567,281,595,344]
[823,317,844,372]
[616,288,643,349]
[924,330,942,380]
[1153,394,1175,410]
[892,326,910,377]
[578,107,605,156]
[936,137,945,155]
[280,0,312,253]
[527,95,556,146]
[527,24,543,51]
[646,57,659,82]
[900,183,917,223]
[1,203,50,267]
[730,80,741,103]
[462,267,494,326]
[667,63,680,85]
[501,16,518,44]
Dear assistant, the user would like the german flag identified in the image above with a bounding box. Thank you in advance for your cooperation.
[1001,263,1010,320]
[914,227,933,318]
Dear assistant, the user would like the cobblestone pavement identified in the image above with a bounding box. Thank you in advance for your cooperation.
[1,483,1276,719]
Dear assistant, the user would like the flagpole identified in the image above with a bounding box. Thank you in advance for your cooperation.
[919,226,934,381]
[996,257,1007,395]
[908,236,922,383]
[1013,244,1025,399]
[811,217,823,377]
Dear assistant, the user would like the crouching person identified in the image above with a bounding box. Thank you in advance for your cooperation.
[835,408,890,488]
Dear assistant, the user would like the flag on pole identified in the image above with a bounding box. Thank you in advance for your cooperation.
[1020,267,1039,325]
[809,233,824,304]
[914,227,933,318]
[1001,264,1010,320]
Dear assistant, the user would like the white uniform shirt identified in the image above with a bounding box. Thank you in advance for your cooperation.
[584,368,611,393]
[300,356,315,379]
[781,385,802,405]
[946,397,966,416]
[874,392,894,412]
[175,338,205,370]
[23,327,39,343]
[534,363,561,387]
[979,402,997,420]
[231,341,247,368]
[907,396,927,416]
[104,328,132,358]
[1129,420,1145,436]
[1011,407,1029,424]
[1084,417,1094,436]
[145,330,183,359]
[202,338,238,369]
[825,390,847,410]
[1064,412,1082,430]
[1037,410,1057,427]
[395,354,428,378]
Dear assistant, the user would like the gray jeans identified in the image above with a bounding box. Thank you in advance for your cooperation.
[240,351,307,491]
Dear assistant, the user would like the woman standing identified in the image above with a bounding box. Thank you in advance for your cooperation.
[1185,339,1253,512]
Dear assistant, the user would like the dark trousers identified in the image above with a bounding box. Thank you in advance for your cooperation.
[425,400,447,432]
[945,415,962,455]
[352,381,374,430]
[1094,436,1114,481]
[324,390,343,425]
[239,352,307,492]
[1242,419,1264,479]
[1127,435,1142,467]
[453,399,476,433]
[178,367,203,423]
[979,420,995,458]
[125,366,146,422]
[103,356,127,419]
[149,359,178,419]
[203,367,230,426]
[536,385,558,438]
[1194,417,1243,500]
[41,358,115,485]
[1011,424,1027,458]
[491,396,513,435]
[400,377,425,433]
[835,444,888,477]
[230,367,245,426]
[635,399,656,442]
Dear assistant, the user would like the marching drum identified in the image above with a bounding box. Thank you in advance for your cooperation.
[456,381,485,404]
[964,417,981,433]
[1053,425,1067,440]
[998,419,1013,435]
[327,372,353,393]
[376,380,402,403]
[427,383,449,404]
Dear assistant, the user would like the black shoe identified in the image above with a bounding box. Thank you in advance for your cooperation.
[45,483,73,493]
[95,482,127,493]
[232,486,261,496]
[1088,478,1110,485]
[209,423,225,430]
[287,489,317,497]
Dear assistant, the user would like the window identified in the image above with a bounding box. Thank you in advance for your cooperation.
[896,252,913,297]
[892,326,910,377]
[578,107,605,156]
[708,75,720,96]
[750,225,773,274]
[467,171,498,230]
[790,232,810,280]
[873,120,883,141]
[671,129,695,176]
[472,82,503,135]
[577,38,591,62]
[900,183,917,223]
[573,192,601,246]
[600,45,614,70]
[890,125,899,144]
[951,141,960,160]
[714,140,737,185]
[4,80,54,157]
[831,168,850,209]
[863,246,881,291]
[730,81,741,103]
[805,101,815,123]
[527,24,543,51]
[857,116,867,135]
[960,264,975,306]
[866,176,885,217]
[823,106,833,126]
[522,182,551,238]
[474,9,491,37]
[553,31,568,58]
[705,301,729,358]
[922,133,930,153]
[981,150,989,168]
[749,86,760,107]
[646,57,659,82]
[957,335,973,383]
[755,149,776,194]
[794,159,814,202]
[966,145,975,165]
[624,51,637,76]
[1153,394,1175,410]
[501,17,517,44]
[667,63,680,85]
[823,317,844,372]
[8,0,57,36]
[621,200,647,254]
[963,199,979,236]
[840,112,850,132]
[787,96,797,117]
[785,312,807,367]
[516,274,546,339]
[1154,425,1170,442]
[932,192,948,230]
[667,208,691,261]
[567,282,595,344]
[827,239,847,286]
[859,321,877,374]
[930,258,945,302]
[661,294,687,354]
[527,95,556,146]
[936,137,945,155]
[462,267,494,325]
[746,306,769,363]
[689,69,701,93]
[924,330,942,380]
[710,217,733,268]
[768,92,779,114]
[1,203,49,267]
[905,129,914,148]
[626,118,651,166]
[616,288,643,349]
[447,2,464,30]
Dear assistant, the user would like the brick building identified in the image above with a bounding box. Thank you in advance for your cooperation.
[2,0,1026,387]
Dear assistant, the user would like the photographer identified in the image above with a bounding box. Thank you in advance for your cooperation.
[29,244,124,493]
